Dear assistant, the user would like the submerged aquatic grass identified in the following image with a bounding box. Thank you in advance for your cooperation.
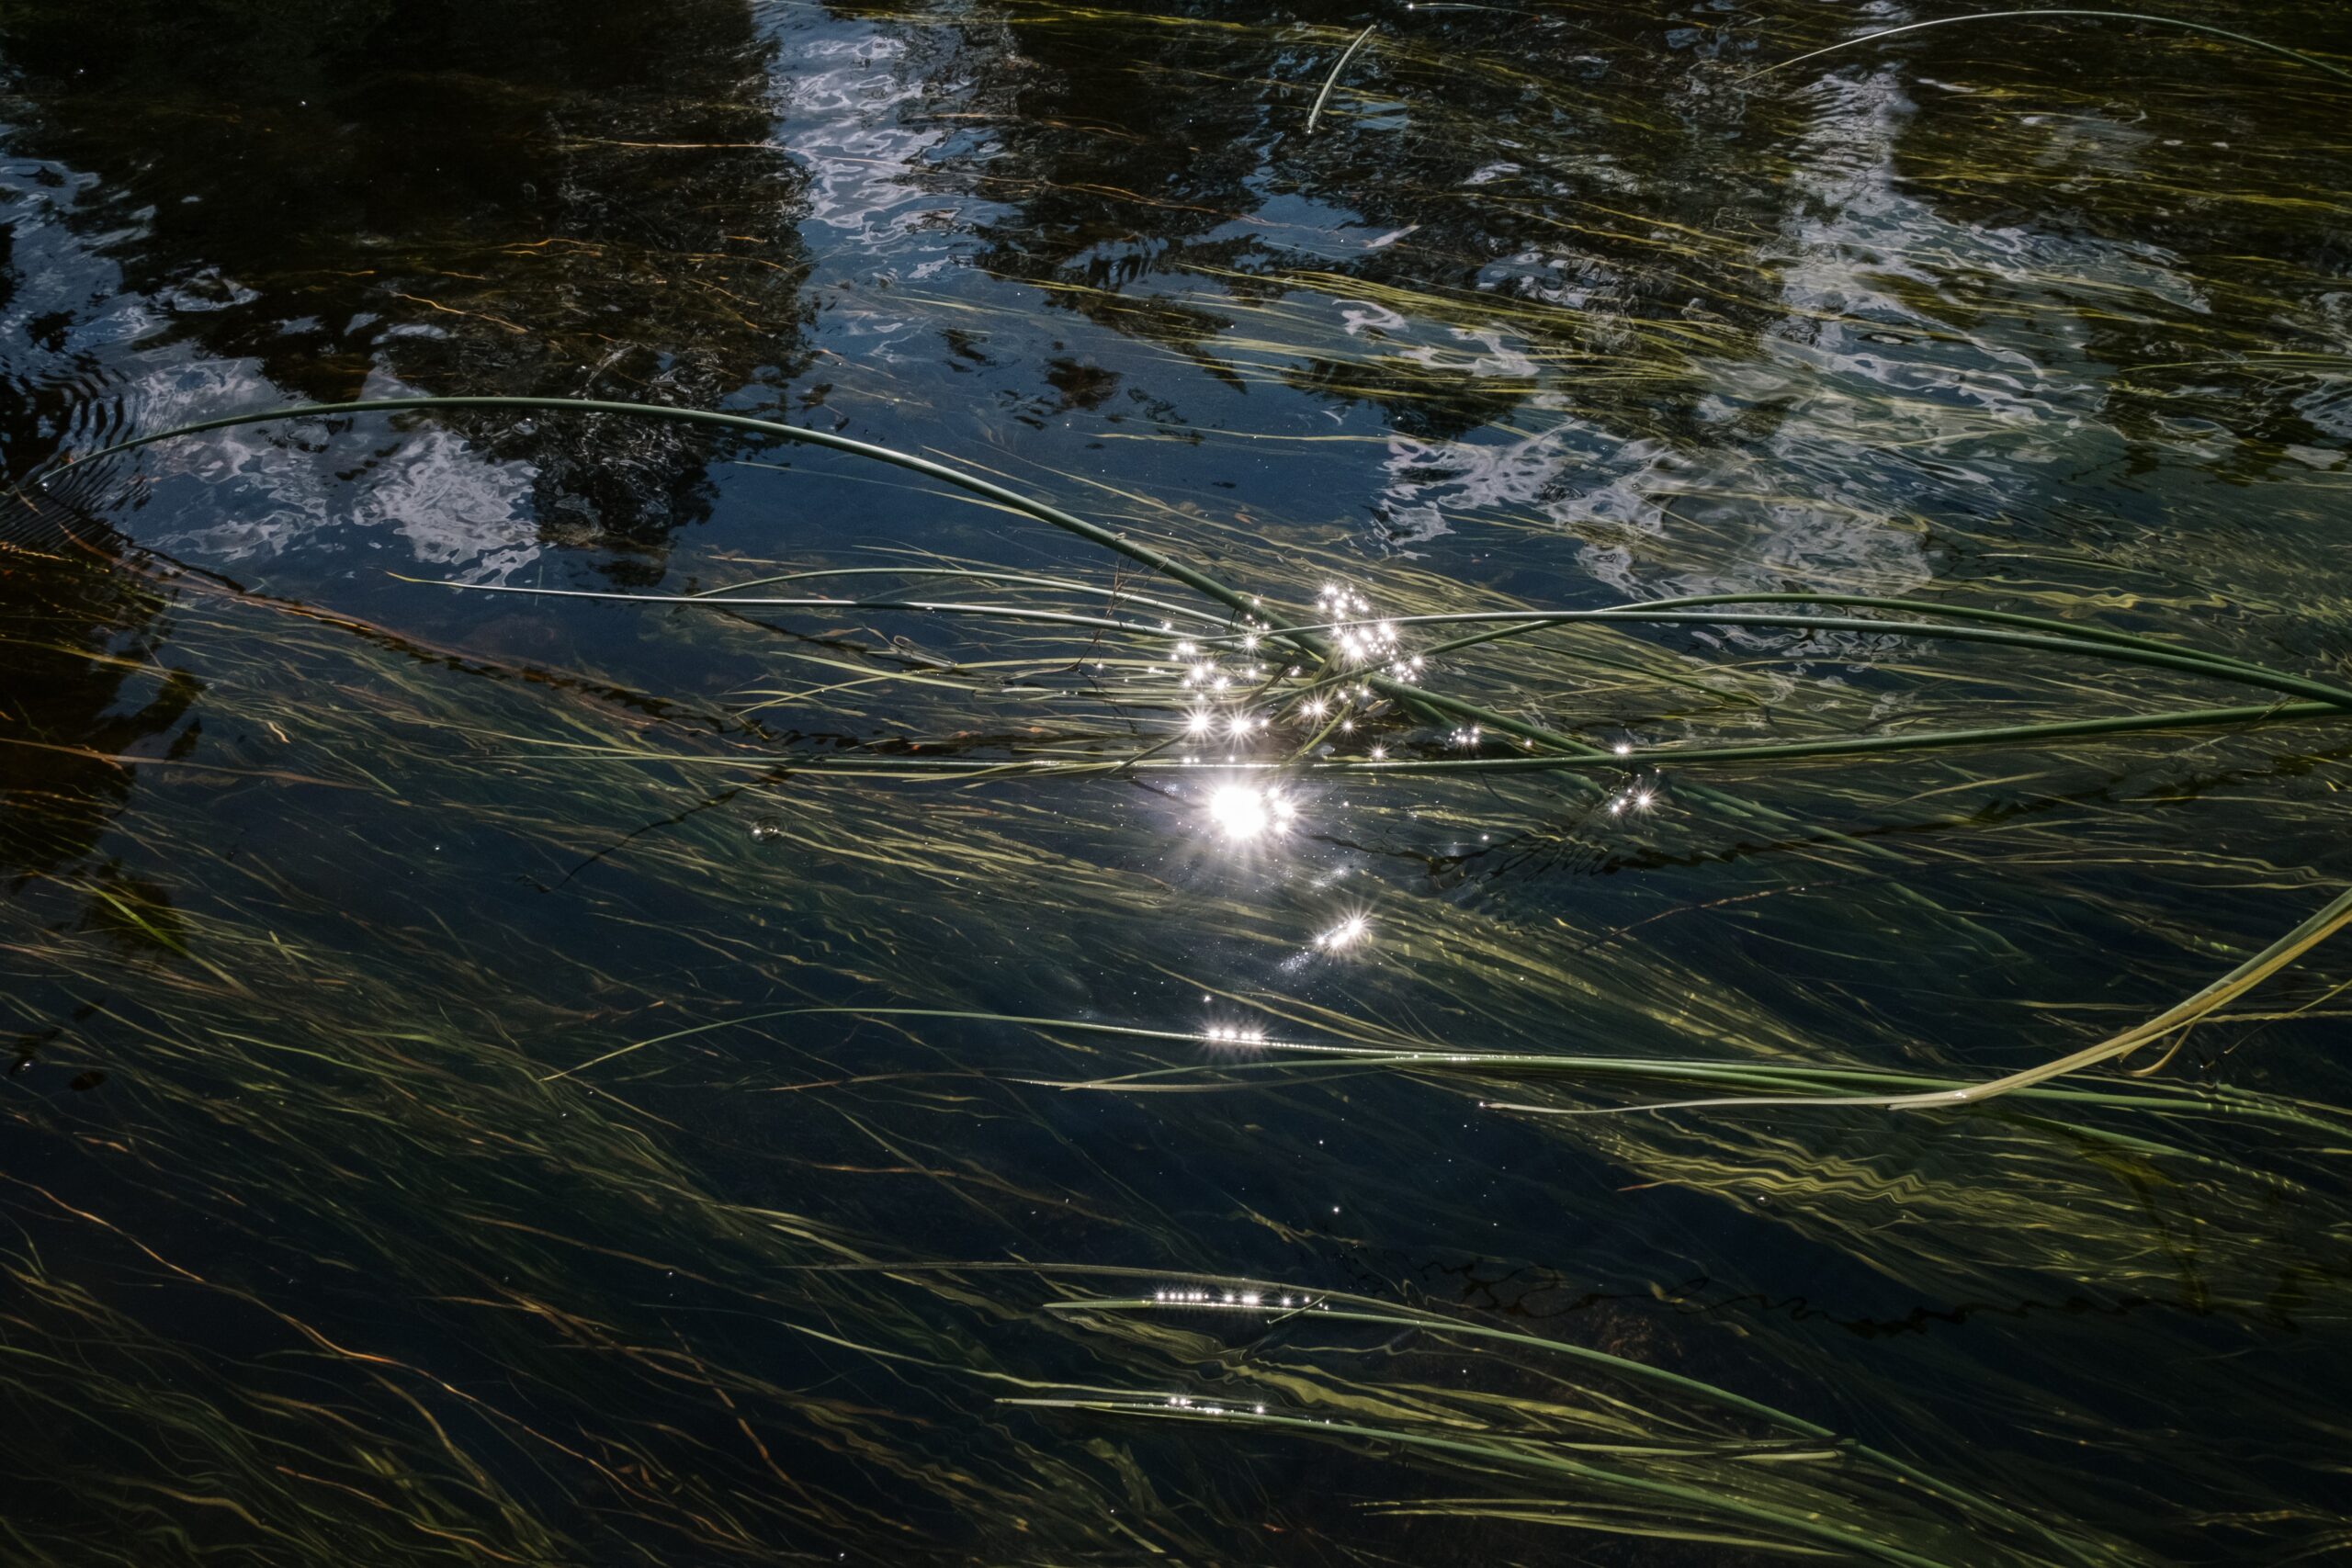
[44,392,2352,1116]
[11,1,2352,1560]
[17,412,2352,1560]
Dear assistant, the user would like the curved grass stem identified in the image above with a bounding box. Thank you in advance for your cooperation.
[37,394,1333,661]
[1488,885,2352,1116]
[1236,608,2352,711]
[1306,25,1379,135]
[1748,9,2352,87]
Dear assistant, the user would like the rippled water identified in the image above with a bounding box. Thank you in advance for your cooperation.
[6,3,2352,1562]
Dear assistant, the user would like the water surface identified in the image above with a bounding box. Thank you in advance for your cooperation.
[5,2,2352,1562]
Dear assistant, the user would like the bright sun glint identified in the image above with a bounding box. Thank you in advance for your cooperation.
[1205,783,1291,841]
[1317,914,1370,951]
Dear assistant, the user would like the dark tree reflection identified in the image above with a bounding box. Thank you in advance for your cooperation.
[0,0,817,565]
[0,501,192,890]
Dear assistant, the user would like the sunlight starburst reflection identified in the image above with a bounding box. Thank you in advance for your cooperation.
[1204,781,1295,842]
[1316,913,1371,952]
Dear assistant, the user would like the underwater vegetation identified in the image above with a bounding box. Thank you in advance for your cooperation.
[6,1,2352,1563]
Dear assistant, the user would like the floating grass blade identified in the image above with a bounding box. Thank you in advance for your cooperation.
[1220,607,2352,711]
[1401,589,2322,688]
[34,396,1325,664]
[1306,25,1378,135]
[683,563,1227,626]
[476,700,2347,781]
[397,577,1179,639]
[1489,885,2352,1117]
[1749,8,2352,87]
[1034,1045,2352,1134]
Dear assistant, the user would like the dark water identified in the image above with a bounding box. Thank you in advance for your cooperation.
[5,2,2352,1562]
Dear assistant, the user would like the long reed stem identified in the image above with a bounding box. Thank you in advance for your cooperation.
[1748,9,2352,86]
